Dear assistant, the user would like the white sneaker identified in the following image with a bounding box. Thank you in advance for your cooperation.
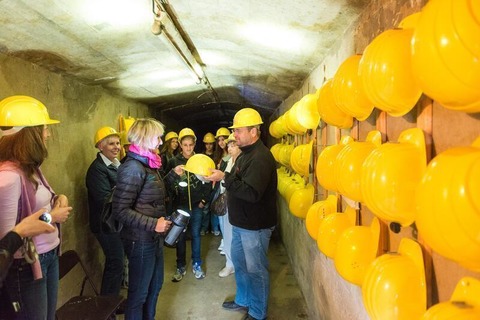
[218,239,224,251]
[219,266,235,278]
[219,250,225,256]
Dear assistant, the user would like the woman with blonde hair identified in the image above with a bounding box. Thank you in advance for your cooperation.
[112,118,171,320]
[0,95,72,320]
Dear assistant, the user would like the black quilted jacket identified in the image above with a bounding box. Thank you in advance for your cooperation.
[112,151,167,241]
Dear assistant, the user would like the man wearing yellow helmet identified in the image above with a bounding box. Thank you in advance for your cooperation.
[86,126,124,297]
[207,108,277,320]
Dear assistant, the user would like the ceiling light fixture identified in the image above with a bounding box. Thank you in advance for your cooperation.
[151,0,219,101]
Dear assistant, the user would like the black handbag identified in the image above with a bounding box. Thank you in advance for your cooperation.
[211,187,227,216]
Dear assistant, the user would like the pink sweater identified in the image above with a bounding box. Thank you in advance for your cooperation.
[0,161,59,279]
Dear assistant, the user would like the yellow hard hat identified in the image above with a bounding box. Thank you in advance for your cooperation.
[215,127,230,138]
[288,183,315,219]
[332,55,374,121]
[121,116,135,132]
[316,205,356,258]
[284,105,307,135]
[305,195,337,240]
[269,118,288,138]
[316,136,353,192]
[184,154,215,177]
[178,128,196,142]
[229,108,263,129]
[290,141,313,177]
[278,143,295,167]
[203,132,215,143]
[334,217,380,286]
[94,126,120,147]
[422,277,480,319]
[296,93,321,130]
[164,131,178,142]
[361,128,426,226]
[277,167,290,197]
[334,131,382,202]
[415,136,480,271]
[0,95,59,127]
[120,131,130,146]
[359,28,422,117]
[362,238,426,320]
[284,179,305,204]
[398,12,421,29]
[316,80,353,129]
[411,0,480,112]
[270,144,281,162]
[225,133,236,144]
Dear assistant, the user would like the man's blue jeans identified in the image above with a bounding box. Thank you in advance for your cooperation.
[176,205,203,267]
[231,226,274,320]
[122,238,164,320]
[94,232,125,295]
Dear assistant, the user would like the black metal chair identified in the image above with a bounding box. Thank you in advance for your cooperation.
[56,250,125,320]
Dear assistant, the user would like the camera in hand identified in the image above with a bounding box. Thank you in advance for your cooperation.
[164,209,190,247]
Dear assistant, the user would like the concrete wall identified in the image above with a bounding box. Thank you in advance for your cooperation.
[0,53,153,302]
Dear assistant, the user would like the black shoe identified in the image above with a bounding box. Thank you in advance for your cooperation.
[222,300,248,312]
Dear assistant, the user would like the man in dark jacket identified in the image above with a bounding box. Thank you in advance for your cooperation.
[85,127,125,296]
[207,108,277,320]
[164,128,212,281]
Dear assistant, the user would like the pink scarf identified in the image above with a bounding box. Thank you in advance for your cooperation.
[129,144,162,169]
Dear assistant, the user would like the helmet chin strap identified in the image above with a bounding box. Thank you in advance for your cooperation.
[1,126,25,135]
[186,171,192,211]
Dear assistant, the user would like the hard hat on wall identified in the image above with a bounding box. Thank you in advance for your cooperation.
[94,126,120,147]
[120,130,129,147]
[0,95,60,131]
[203,132,215,143]
[422,277,480,319]
[178,128,196,142]
[164,131,178,142]
[362,238,426,319]
[215,127,230,138]
[229,108,263,129]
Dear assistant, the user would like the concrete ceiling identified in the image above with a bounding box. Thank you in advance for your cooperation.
[0,0,369,130]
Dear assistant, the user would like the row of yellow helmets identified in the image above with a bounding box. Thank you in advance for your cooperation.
[277,180,475,320]
[278,128,480,319]
[315,127,480,274]
[288,189,480,319]
[269,0,480,138]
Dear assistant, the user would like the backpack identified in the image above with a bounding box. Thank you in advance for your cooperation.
[101,186,123,234]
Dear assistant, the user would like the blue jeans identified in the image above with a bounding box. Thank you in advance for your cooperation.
[231,226,274,320]
[4,247,59,320]
[95,232,125,295]
[122,238,164,320]
[201,207,219,233]
[176,205,203,267]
